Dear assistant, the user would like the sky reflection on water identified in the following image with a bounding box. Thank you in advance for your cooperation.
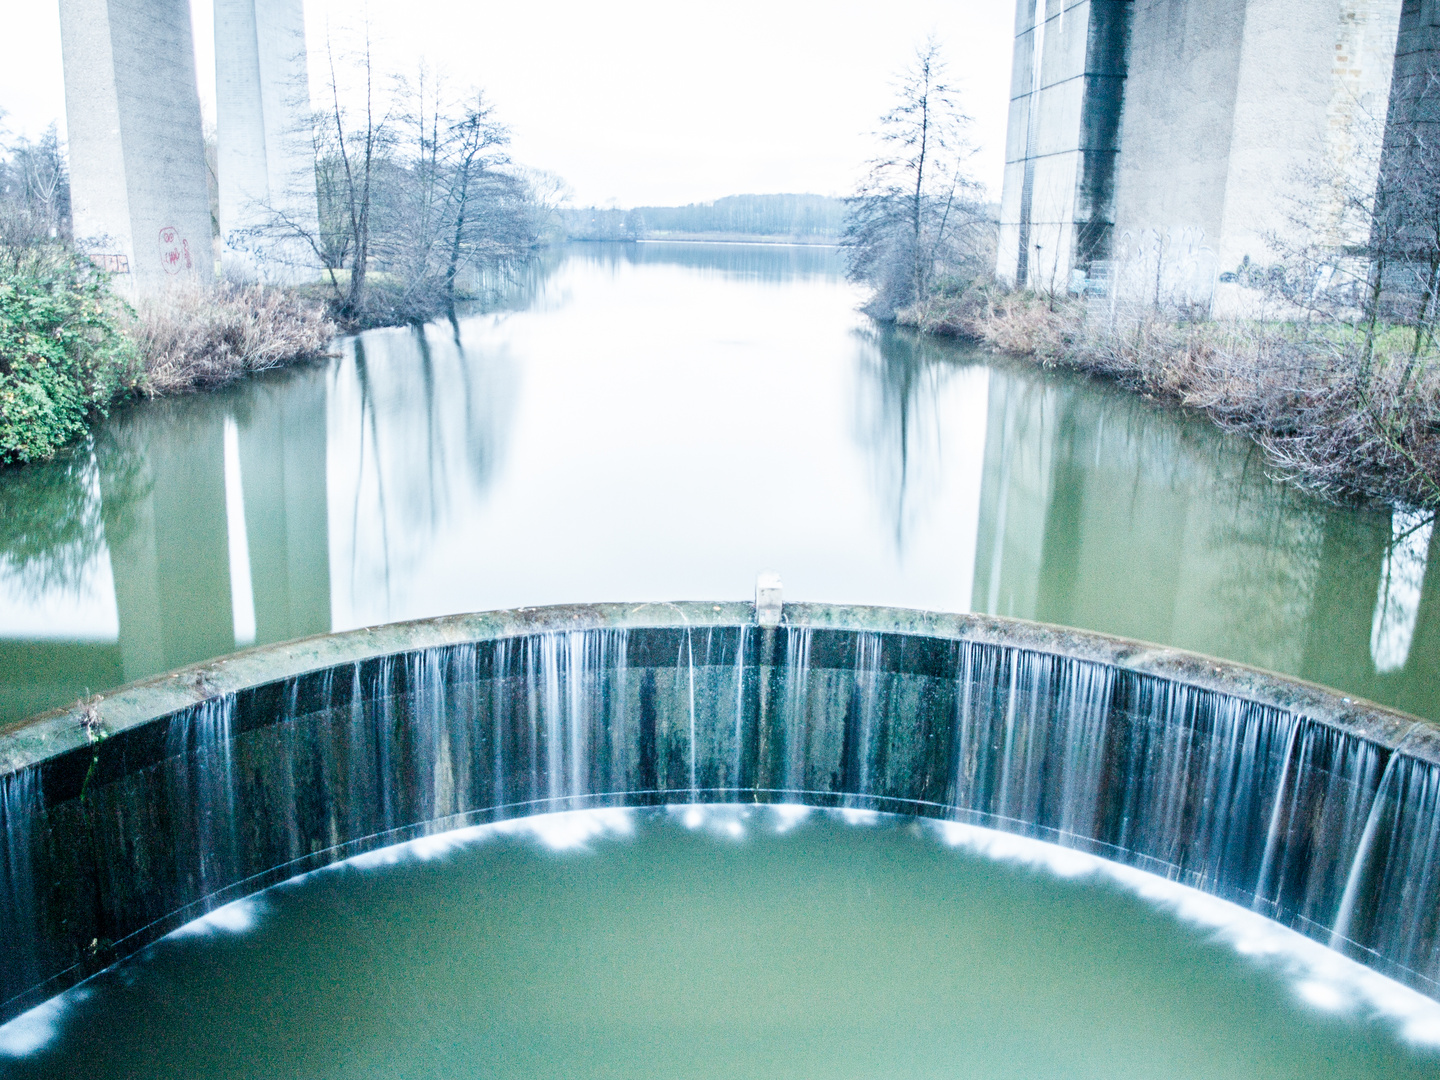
[0,242,1434,723]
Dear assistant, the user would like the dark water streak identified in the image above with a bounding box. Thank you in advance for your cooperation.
[2,621,1438,1021]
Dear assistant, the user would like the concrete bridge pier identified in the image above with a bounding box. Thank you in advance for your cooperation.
[58,0,215,291]
[214,0,321,283]
[998,0,1415,312]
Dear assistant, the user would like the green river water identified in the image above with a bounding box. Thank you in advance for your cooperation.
[0,241,1433,723]
[4,807,1438,1078]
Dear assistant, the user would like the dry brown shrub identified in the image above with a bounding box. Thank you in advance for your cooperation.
[971,292,1440,507]
[965,290,1080,362]
[130,282,335,396]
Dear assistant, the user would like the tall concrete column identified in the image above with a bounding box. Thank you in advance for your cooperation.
[1115,0,1401,309]
[58,0,214,292]
[214,0,321,282]
[999,0,1406,309]
[997,0,1131,290]
[1208,0,1401,301]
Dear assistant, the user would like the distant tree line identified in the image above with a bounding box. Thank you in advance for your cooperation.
[559,207,648,242]
[638,194,845,238]
[561,194,845,242]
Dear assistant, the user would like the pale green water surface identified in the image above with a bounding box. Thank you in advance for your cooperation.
[3,806,1438,1078]
[0,242,1434,723]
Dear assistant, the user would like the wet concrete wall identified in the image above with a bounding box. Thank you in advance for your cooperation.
[1,604,1438,1022]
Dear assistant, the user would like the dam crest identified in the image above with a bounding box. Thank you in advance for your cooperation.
[1,602,1438,1021]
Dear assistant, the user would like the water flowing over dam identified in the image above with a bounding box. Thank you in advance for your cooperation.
[1,603,1438,1022]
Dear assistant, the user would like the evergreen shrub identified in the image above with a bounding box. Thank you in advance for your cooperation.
[0,244,136,464]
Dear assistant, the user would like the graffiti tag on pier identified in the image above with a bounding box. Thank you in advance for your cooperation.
[158,227,192,275]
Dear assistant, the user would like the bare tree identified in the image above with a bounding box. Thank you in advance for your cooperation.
[438,92,514,300]
[844,37,985,319]
[0,120,70,245]
[517,168,572,244]
[325,30,392,316]
[249,31,547,324]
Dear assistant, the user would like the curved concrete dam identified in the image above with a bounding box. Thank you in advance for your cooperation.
[1,602,1438,1022]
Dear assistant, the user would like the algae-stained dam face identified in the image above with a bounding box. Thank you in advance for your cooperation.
[2,602,1440,1028]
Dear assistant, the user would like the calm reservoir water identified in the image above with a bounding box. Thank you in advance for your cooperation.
[0,242,1435,724]
[3,806,1438,1078]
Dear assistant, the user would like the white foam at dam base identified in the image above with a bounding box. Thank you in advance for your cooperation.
[923,815,1440,1048]
[4,804,1439,1062]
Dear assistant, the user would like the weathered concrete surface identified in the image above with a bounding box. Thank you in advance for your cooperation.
[214,0,321,282]
[999,0,1407,309]
[999,0,1131,289]
[2,603,1438,1022]
[59,0,215,291]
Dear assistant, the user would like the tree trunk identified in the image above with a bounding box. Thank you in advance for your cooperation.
[1399,255,1440,397]
[1360,255,1386,389]
[445,159,476,304]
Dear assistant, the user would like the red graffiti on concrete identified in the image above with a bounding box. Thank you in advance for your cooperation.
[158,227,192,274]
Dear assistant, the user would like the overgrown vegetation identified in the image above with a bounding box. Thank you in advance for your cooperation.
[130,283,334,395]
[1,119,131,463]
[842,38,993,321]
[958,294,1440,507]
[0,121,338,464]
[0,242,137,464]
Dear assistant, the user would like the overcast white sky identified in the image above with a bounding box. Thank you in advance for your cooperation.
[0,0,1015,207]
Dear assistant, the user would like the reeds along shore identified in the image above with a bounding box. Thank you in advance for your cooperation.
[901,289,1440,510]
[131,283,335,397]
[0,254,335,466]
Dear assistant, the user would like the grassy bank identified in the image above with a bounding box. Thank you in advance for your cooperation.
[1,244,335,465]
[902,288,1440,509]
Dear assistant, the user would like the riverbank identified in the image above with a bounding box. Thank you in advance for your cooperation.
[131,282,335,396]
[903,289,1440,509]
[1,243,335,465]
[5,241,1437,726]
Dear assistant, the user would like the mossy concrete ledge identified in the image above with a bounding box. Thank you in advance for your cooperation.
[1,602,1439,1022]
